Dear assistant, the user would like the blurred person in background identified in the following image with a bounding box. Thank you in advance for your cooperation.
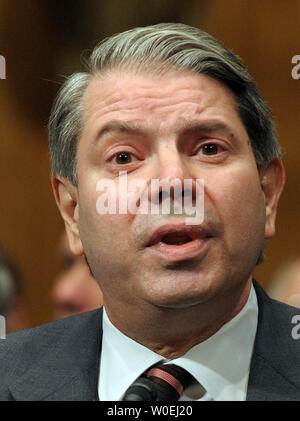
[267,258,300,308]
[0,247,29,333]
[51,232,103,319]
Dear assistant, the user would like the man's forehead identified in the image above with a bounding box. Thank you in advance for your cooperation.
[81,68,237,123]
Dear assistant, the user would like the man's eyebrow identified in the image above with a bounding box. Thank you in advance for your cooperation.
[176,120,234,135]
[95,119,236,142]
[177,120,240,144]
[96,121,149,141]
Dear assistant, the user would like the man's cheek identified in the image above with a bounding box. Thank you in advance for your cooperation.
[216,176,263,229]
[87,212,132,251]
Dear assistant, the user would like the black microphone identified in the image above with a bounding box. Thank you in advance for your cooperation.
[122,377,157,401]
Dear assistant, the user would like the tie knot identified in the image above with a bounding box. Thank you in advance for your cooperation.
[146,363,196,401]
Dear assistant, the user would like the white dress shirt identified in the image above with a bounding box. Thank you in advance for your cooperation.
[98,283,258,401]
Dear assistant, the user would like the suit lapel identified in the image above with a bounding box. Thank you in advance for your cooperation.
[247,352,300,401]
[9,367,98,401]
[247,281,300,400]
[9,309,103,401]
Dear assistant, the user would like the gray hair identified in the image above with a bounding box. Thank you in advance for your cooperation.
[48,23,281,186]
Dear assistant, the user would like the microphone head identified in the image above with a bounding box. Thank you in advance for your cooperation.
[122,377,157,401]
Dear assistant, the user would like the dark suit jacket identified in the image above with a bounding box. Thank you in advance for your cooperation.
[0,280,300,401]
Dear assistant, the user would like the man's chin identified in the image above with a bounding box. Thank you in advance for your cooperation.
[147,290,211,310]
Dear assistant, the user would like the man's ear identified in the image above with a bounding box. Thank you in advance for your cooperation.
[52,175,84,256]
[260,159,286,239]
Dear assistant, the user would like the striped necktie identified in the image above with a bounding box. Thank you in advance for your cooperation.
[146,363,197,401]
[122,363,197,401]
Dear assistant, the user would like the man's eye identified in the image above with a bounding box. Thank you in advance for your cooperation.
[113,152,134,164]
[200,144,220,155]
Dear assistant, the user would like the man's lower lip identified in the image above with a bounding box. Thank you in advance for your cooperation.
[147,238,208,261]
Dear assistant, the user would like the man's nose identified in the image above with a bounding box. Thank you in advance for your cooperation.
[156,143,192,179]
[147,146,197,207]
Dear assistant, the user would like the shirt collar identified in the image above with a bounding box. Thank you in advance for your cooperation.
[98,283,258,401]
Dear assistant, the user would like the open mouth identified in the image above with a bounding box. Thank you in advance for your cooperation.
[160,233,194,246]
[146,224,210,261]
[147,225,203,247]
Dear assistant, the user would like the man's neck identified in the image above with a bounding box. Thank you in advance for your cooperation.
[104,279,252,359]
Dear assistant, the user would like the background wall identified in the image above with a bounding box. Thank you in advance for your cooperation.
[0,0,299,328]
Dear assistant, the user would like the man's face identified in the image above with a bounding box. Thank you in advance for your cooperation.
[66,69,279,315]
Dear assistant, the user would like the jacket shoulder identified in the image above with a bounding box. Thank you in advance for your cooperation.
[249,281,300,399]
[0,309,102,396]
